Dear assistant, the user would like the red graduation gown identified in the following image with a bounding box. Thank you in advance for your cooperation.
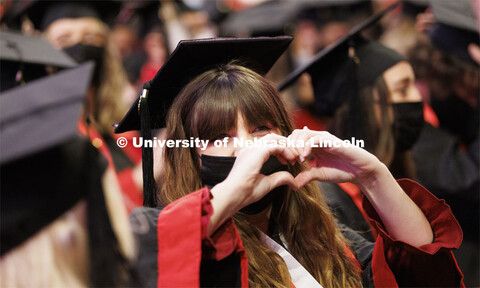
[129,179,464,287]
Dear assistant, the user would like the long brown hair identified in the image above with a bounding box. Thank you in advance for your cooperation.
[329,75,420,179]
[329,75,395,166]
[160,63,361,287]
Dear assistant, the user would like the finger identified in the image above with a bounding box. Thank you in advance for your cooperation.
[287,128,310,161]
[265,170,299,191]
[259,137,297,163]
[286,146,300,165]
[294,167,322,188]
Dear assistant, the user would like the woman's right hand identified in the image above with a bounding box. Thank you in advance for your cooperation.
[208,134,298,235]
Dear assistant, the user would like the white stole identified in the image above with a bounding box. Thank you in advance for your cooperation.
[259,231,324,288]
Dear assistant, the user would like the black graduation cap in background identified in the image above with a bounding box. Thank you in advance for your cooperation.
[0,62,93,164]
[0,30,77,92]
[0,61,132,286]
[428,0,479,65]
[278,2,403,117]
[1,62,94,254]
[219,0,372,37]
[2,0,122,30]
[297,0,373,26]
[115,36,293,207]
[220,1,301,37]
[0,30,76,67]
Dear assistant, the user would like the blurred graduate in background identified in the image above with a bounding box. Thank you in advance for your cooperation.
[0,40,137,286]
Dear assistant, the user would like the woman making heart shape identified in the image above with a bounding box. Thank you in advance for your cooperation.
[121,37,463,288]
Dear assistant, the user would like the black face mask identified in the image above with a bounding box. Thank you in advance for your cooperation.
[430,94,479,144]
[200,154,289,215]
[392,102,424,153]
[63,43,105,86]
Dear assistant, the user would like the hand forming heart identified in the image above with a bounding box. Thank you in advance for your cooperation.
[219,128,384,212]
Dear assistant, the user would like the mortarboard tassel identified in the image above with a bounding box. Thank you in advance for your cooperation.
[138,81,156,207]
[346,42,367,144]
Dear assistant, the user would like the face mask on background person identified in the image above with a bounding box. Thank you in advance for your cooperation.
[392,102,424,153]
[64,43,105,86]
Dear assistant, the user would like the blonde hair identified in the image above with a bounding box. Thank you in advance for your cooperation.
[160,63,362,288]
[0,169,136,287]
[330,76,395,166]
[79,19,130,135]
[0,201,89,288]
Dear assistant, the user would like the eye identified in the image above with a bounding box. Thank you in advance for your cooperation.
[396,85,409,96]
[252,125,272,134]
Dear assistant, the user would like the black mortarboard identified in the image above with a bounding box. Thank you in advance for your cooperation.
[114,36,293,207]
[297,0,373,26]
[0,62,94,164]
[428,0,479,65]
[2,0,121,30]
[0,30,77,91]
[1,62,94,254]
[116,36,293,133]
[1,61,133,286]
[220,1,301,37]
[0,30,77,67]
[278,2,402,117]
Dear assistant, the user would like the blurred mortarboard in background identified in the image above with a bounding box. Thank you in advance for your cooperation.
[297,0,373,26]
[0,62,95,255]
[220,0,374,37]
[0,60,131,284]
[278,2,403,117]
[429,0,477,32]
[114,36,293,207]
[0,30,76,67]
[0,62,94,165]
[220,1,300,37]
[0,30,77,92]
[2,0,122,30]
[428,0,480,65]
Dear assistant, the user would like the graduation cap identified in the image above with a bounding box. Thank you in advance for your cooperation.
[0,30,77,92]
[220,1,301,37]
[2,0,122,30]
[1,62,94,253]
[0,62,93,164]
[219,0,372,37]
[278,2,402,117]
[0,62,133,286]
[296,0,374,26]
[114,36,293,207]
[428,0,479,65]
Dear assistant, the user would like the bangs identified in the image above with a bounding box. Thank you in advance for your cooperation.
[186,64,292,140]
[190,88,239,140]
[237,83,285,134]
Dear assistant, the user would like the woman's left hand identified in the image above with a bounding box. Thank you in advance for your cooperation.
[287,128,384,188]
[287,127,434,247]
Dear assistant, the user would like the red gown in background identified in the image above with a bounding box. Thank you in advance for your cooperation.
[79,121,143,212]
